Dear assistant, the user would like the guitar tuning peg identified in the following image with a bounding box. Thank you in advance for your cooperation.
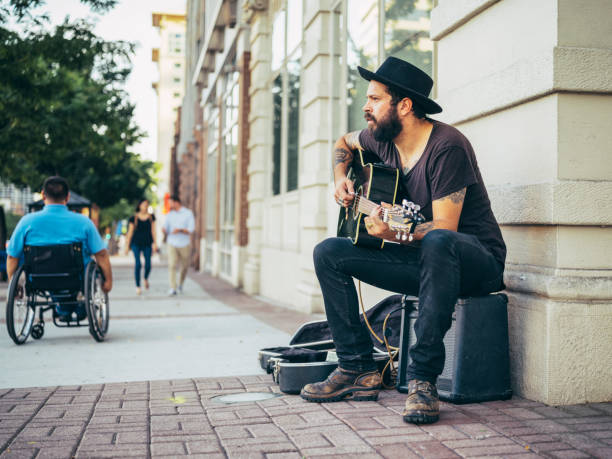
[395,232,401,240]
[401,233,408,241]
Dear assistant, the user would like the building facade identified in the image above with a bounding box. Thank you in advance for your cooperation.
[0,181,35,216]
[152,12,187,206]
[174,0,612,405]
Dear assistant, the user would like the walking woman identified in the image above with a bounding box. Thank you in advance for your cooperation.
[124,199,158,295]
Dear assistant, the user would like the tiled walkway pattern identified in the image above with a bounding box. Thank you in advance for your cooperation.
[1,375,611,458]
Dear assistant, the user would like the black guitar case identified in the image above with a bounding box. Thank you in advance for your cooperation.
[259,294,410,394]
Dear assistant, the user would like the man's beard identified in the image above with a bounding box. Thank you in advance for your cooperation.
[365,106,402,142]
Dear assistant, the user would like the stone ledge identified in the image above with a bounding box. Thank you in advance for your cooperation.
[489,180,612,225]
[436,46,612,125]
[505,264,612,301]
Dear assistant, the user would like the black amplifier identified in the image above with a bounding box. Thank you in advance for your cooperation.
[396,294,512,404]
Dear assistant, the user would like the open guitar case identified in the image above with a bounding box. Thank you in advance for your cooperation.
[259,294,407,394]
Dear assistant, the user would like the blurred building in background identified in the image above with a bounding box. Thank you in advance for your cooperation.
[163,0,612,406]
[0,181,36,216]
[152,11,187,213]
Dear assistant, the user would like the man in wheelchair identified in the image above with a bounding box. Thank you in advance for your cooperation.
[6,176,112,324]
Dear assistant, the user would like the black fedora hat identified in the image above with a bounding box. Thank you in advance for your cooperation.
[358,56,442,114]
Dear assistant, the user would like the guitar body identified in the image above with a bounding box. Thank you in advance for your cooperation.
[337,150,401,248]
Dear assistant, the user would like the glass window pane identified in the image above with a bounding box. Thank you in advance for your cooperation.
[272,74,282,195]
[271,9,286,71]
[206,99,218,236]
[286,55,300,192]
[206,150,217,232]
[384,0,433,76]
[347,0,378,132]
[287,0,302,54]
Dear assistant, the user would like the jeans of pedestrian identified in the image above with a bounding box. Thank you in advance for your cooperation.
[131,244,152,287]
[313,229,504,384]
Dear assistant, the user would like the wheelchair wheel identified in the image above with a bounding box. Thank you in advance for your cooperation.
[6,265,35,345]
[84,262,109,342]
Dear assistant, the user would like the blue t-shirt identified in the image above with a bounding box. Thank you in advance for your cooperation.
[7,204,105,265]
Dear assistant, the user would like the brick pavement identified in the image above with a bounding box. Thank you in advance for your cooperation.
[1,375,611,458]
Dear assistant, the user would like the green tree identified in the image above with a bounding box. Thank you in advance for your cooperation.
[0,0,155,210]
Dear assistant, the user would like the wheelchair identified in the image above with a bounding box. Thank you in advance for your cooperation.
[5,243,109,344]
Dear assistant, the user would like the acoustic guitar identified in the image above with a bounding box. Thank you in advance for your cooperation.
[336,150,425,248]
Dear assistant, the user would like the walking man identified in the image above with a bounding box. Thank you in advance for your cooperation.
[162,195,195,295]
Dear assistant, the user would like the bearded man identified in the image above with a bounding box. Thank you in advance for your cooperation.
[300,57,506,425]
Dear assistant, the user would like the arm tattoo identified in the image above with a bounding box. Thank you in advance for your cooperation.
[414,221,434,237]
[439,188,466,204]
[334,147,353,167]
[345,131,362,150]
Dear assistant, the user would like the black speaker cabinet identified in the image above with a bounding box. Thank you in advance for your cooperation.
[397,294,512,404]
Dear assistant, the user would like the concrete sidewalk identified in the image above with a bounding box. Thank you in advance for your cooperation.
[0,258,298,389]
[1,264,611,458]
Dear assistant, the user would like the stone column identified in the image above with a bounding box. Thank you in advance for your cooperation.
[431,0,612,405]
[233,50,251,286]
[243,9,272,295]
[295,0,337,313]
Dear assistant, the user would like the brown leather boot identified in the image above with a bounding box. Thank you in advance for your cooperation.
[402,379,440,424]
[300,367,381,402]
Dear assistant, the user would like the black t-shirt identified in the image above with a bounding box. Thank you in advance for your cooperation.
[359,120,506,268]
[128,214,156,247]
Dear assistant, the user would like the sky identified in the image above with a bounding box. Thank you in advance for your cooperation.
[26,0,186,162]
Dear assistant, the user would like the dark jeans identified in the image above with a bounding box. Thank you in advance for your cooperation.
[313,229,504,384]
[131,244,152,287]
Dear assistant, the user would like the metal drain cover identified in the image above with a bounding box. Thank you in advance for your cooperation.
[212,392,280,405]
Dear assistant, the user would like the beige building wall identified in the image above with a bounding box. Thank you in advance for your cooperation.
[244,1,407,312]
[152,13,187,203]
[431,0,612,405]
[208,0,611,405]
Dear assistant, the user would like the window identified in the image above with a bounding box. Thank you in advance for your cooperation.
[270,1,302,195]
[173,92,181,98]
[169,32,184,55]
[173,77,181,83]
[174,62,182,68]
[347,0,379,131]
[384,0,433,76]
[219,67,239,277]
[330,0,433,134]
[204,97,219,272]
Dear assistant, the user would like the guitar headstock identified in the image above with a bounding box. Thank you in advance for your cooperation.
[382,199,425,241]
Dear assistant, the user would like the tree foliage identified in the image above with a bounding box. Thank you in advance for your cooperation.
[0,0,155,209]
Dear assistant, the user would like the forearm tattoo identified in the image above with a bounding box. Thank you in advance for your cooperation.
[440,188,466,204]
[411,188,466,240]
[345,131,362,150]
[334,147,353,167]
[414,221,434,237]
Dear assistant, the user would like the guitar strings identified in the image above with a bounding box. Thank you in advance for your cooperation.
[354,195,405,220]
